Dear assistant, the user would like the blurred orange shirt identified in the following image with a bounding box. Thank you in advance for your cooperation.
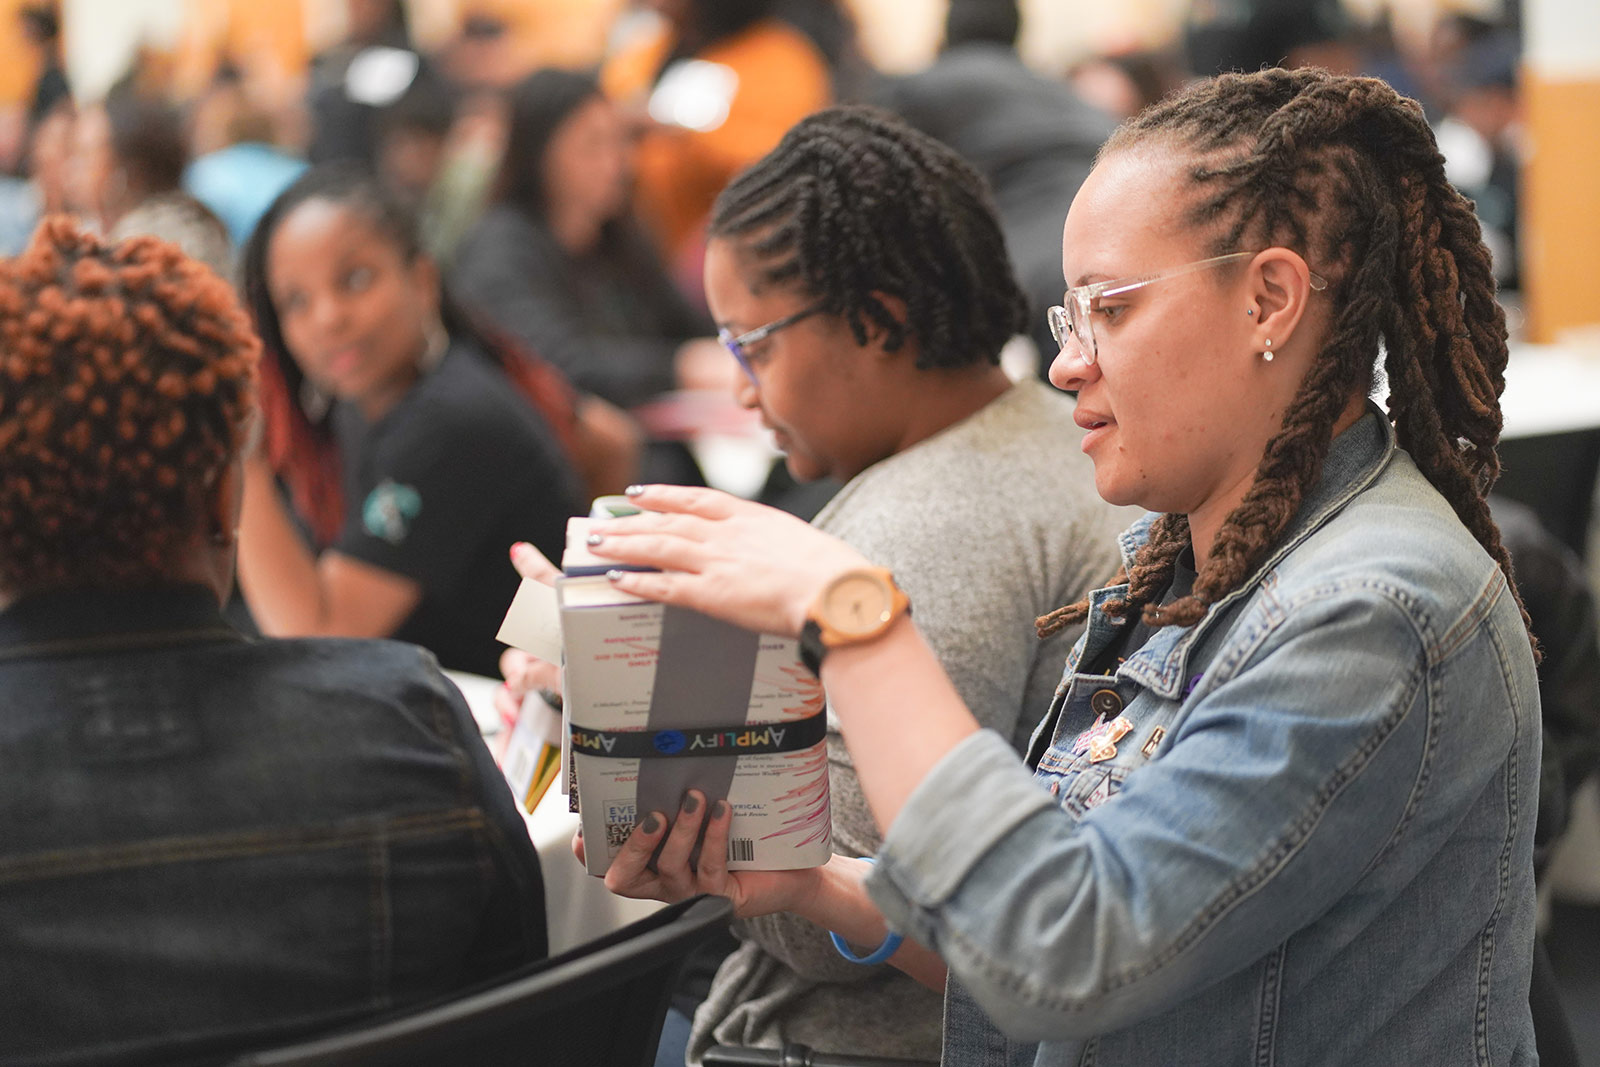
[603,18,831,262]
[0,0,35,107]
[171,0,308,102]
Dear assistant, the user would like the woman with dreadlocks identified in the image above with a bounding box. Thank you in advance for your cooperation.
[578,68,1542,1065]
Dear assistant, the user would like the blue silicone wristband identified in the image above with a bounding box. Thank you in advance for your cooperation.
[828,858,903,965]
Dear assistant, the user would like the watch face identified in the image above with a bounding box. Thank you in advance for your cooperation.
[821,572,895,638]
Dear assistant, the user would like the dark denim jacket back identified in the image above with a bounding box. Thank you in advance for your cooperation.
[0,587,546,1066]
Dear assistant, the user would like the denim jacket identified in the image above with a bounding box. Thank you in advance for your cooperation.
[0,586,546,1066]
[866,407,1540,1066]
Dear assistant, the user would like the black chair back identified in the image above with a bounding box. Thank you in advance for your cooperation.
[230,894,733,1067]
[704,1043,938,1067]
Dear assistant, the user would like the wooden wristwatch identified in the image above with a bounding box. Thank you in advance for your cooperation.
[798,567,911,676]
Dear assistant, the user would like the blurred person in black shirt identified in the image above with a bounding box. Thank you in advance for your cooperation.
[237,164,584,677]
[454,68,713,411]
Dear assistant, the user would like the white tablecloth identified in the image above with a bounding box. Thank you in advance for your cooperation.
[443,670,663,954]
[1502,341,1600,440]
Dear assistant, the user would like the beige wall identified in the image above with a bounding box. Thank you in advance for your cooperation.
[843,0,1191,75]
[62,0,183,101]
[1521,0,1600,342]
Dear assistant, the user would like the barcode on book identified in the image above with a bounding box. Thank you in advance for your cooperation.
[728,838,755,863]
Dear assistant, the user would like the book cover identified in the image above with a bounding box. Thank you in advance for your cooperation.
[547,516,832,875]
[495,516,834,874]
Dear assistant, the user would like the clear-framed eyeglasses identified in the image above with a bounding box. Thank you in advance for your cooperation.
[718,303,826,386]
[1047,251,1329,365]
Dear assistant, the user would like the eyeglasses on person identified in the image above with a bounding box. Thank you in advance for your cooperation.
[718,303,826,385]
[1047,251,1329,365]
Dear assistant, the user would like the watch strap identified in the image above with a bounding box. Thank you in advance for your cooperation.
[798,606,909,677]
[799,619,827,677]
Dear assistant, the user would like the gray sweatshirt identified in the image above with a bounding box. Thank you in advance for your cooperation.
[688,378,1131,1064]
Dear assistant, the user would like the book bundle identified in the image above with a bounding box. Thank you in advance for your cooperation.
[498,503,832,875]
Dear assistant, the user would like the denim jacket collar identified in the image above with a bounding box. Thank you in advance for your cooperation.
[0,584,241,662]
[1088,403,1396,700]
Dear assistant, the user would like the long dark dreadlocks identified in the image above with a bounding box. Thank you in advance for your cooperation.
[1037,68,1535,655]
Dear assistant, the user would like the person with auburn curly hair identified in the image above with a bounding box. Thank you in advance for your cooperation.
[564,69,1543,1065]
[0,218,546,1064]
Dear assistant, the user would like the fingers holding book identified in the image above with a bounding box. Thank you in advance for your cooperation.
[618,484,745,520]
[499,540,564,729]
[585,486,871,639]
[595,790,822,920]
[509,540,561,585]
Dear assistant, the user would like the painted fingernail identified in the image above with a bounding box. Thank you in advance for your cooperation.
[606,569,625,582]
[509,542,528,560]
[586,533,604,546]
[712,799,728,818]
[624,485,644,497]
[641,813,661,834]
[682,792,700,814]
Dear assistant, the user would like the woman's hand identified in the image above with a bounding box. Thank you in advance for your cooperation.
[584,485,870,637]
[496,541,564,726]
[509,539,561,586]
[575,789,823,920]
[494,645,562,728]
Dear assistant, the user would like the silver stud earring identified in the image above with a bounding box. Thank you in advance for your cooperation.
[1246,309,1255,316]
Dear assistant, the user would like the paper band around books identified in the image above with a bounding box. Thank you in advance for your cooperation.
[638,606,761,851]
[569,707,827,761]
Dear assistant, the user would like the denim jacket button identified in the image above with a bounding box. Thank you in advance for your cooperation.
[1090,688,1123,717]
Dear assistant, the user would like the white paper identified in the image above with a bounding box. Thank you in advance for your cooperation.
[496,577,564,664]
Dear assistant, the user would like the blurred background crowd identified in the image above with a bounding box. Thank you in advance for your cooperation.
[0,0,1552,517]
[0,0,1539,319]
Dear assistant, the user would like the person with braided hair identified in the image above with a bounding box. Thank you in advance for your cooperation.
[673,105,1124,1066]
[569,69,1544,1065]
[0,218,546,1064]
[496,104,1123,1065]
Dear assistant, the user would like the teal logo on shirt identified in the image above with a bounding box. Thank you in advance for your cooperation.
[363,480,422,544]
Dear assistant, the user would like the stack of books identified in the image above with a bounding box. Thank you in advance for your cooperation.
[498,502,832,876]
